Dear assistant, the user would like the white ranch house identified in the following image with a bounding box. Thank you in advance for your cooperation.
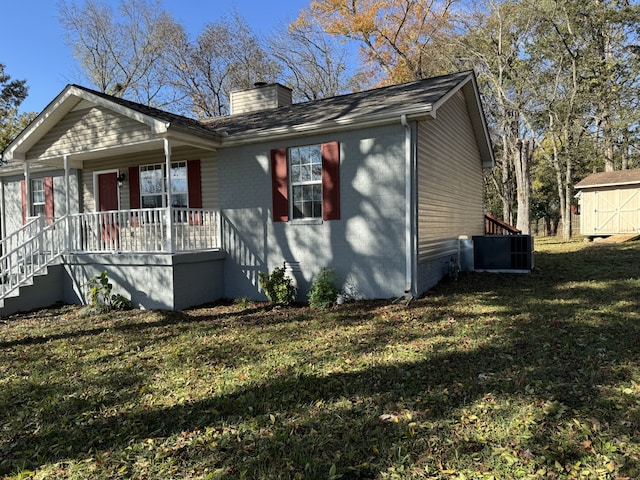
[0,71,494,314]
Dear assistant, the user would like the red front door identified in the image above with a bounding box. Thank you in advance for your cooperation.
[98,173,119,211]
[97,173,120,249]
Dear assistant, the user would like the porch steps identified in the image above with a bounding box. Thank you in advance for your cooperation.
[0,263,64,316]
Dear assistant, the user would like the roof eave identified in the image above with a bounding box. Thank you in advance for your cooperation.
[575,180,640,189]
[217,105,435,146]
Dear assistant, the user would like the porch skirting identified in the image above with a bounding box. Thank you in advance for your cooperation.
[2,251,226,315]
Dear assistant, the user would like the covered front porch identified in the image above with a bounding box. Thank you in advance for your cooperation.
[0,207,226,314]
[0,84,233,313]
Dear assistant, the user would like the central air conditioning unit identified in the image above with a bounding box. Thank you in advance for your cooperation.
[472,235,534,272]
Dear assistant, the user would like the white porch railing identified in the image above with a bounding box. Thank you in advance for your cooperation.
[0,208,221,304]
[68,208,222,253]
[0,215,67,300]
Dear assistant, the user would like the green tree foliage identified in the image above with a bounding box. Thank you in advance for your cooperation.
[458,0,639,238]
[0,64,34,154]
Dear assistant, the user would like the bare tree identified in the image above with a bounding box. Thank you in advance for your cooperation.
[167,12,281,117]
[270,24,360,101]
[59,0,182,108]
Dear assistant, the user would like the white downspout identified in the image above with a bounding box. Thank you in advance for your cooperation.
[164,138,174,253]
[401,114,414,295]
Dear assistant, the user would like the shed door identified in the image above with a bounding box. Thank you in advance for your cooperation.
[593,187,640,235]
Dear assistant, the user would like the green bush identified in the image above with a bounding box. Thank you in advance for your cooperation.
[258,267,297,306]
[308,268,340,310]
[83,270,132,313]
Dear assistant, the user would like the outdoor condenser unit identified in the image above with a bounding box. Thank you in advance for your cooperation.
[472,235,534,272]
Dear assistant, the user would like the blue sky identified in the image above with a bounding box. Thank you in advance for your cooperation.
[2,0,311,114]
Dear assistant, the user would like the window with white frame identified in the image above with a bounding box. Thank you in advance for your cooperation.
[139,162,188,208]
[31,178,46,216]
[289,145,322,219]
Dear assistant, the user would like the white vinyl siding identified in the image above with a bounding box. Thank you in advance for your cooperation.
[26,106,156,160]
[417,90,484,263]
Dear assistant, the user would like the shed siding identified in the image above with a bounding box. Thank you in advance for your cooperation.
[416,90,484,289]
[26,106,155,160]
[217,124,407,300]
[579,186,640,235]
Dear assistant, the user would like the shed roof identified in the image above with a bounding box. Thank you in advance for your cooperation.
[575,169,640,189]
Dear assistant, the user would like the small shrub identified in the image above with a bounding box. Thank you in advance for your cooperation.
[308,268,340,310]
[258,267,297,306]
[83,270,132,313]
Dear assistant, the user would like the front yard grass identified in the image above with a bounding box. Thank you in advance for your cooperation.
[1,237,639,479]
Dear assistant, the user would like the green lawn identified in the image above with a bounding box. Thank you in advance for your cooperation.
[1,238,639,479]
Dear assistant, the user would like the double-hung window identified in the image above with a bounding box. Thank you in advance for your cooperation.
[270,141,340,223]
[139,162,188,209]
[20,176,54,225]
[290,145,322,219]
[31,178,46,216]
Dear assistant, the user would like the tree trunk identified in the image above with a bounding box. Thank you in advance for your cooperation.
[514,139,532,234]
[501,142,513,226]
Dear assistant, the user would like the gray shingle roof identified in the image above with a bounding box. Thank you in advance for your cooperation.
[204,71,473,136]
[74,71,474,139]
[71,85,217,137]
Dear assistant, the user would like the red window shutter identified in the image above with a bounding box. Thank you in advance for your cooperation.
[187,160,202,208]
[271,148,289,222]
[128,166,140,209]
[44,177,54,219]
[20,180,26,225]
[321,141,340,221]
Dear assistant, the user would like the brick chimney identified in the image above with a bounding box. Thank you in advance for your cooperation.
[229,82,293,115]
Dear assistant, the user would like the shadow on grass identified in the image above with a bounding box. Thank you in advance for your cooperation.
[1,242,639,477]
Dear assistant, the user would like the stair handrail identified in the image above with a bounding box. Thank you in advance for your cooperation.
[484,213,522,235]
[0,215,68,300]
[0,216,46,257]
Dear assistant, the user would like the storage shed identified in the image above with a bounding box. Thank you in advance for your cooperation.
[575,169,640,237]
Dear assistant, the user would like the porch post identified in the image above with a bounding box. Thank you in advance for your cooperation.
[164,138,174,253]
[23,161,31,221]
[64,155,72,252]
